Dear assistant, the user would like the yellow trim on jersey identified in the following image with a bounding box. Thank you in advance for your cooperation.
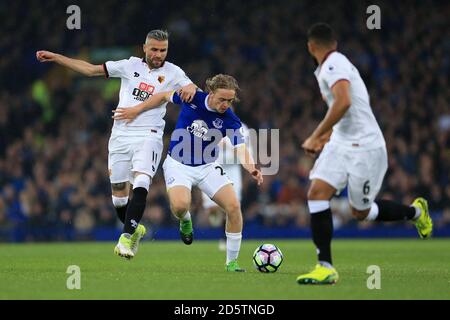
[169,90,177,103]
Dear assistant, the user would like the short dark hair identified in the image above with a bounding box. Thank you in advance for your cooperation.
[146,29,169,42]
[307,23,336,46]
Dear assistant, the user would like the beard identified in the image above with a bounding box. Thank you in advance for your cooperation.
[145,56,165,69]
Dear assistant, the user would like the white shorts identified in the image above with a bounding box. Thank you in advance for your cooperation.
[163,155,232,199]
[310,143,388,210]
[108,131,163,184]
[202,164,243,209]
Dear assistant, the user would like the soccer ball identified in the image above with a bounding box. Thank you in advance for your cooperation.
[252,243,283,273]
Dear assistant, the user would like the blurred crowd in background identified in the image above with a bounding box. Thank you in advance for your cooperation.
[0,0,448,241]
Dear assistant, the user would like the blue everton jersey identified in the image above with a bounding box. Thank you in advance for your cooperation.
[168,91,245,166]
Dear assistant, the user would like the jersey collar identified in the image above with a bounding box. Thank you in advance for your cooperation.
[320,50,336,66]
[205,94,218,113]
[314,50,337,77]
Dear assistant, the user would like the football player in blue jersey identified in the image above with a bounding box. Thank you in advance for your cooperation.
[113,74,263,272]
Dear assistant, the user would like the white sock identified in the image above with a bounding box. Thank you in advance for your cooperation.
[112,195,128,208]
[181,211,191,221]
[133,174,151,191]
[319,261,334,269]
[307,200,330,214]
[225,232,242,264]
[365,203,379,221]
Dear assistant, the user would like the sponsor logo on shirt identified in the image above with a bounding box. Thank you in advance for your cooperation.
[132,82,155,101]
[187,120,210,141]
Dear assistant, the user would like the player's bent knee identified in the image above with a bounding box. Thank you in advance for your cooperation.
[226,211,242,225]
[307,188,329,200]
[224,203,242,226]
[224,201,241,215]
[111,182,129,197]
[307,180,336,200]
[170,199,190,216]
[112,182,127,192]
[351,208,370,221]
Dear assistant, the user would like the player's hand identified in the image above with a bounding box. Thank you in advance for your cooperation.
[302,135,324,157]
[179,83,197,103]
[36,50,58,62]
[112,107,140,124]
[250,169,263,186]
[319,129,332,145]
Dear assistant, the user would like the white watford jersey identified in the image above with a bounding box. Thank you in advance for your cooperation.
[314,51,385,150]
[104,56,192,135]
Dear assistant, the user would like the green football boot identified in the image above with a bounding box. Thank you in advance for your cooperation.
[226,259,246,272]
[412,197,433,239]
[179,219,194,245]
[130,224,147,255]
[114,233,134,259]
[296,264,339,285]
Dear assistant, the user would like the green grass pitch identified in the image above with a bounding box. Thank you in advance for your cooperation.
[0,239,449,299]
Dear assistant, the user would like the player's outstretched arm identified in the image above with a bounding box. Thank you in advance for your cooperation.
[235,144,263,185]
[112,91,173,123]
[36,50,104,77]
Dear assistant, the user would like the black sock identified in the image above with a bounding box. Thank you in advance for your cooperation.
[310,208,333,265]
[222,216,226,241]
[375,200,416,221]
[115,203,128,224]
[123,187,148,234]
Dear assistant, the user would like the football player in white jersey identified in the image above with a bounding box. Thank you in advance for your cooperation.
[36,30,197,259]
[296,23,433,285]
[201,121,251,251]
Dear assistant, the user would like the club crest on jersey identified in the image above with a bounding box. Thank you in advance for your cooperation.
[212,118,223,129]
[187,119,210,141]
[158,75,165,83]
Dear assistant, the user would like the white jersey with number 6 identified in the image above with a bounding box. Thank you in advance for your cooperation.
[311,51,388,210]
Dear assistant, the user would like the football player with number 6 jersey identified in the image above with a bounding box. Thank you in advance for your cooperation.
[297,23,433,285]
